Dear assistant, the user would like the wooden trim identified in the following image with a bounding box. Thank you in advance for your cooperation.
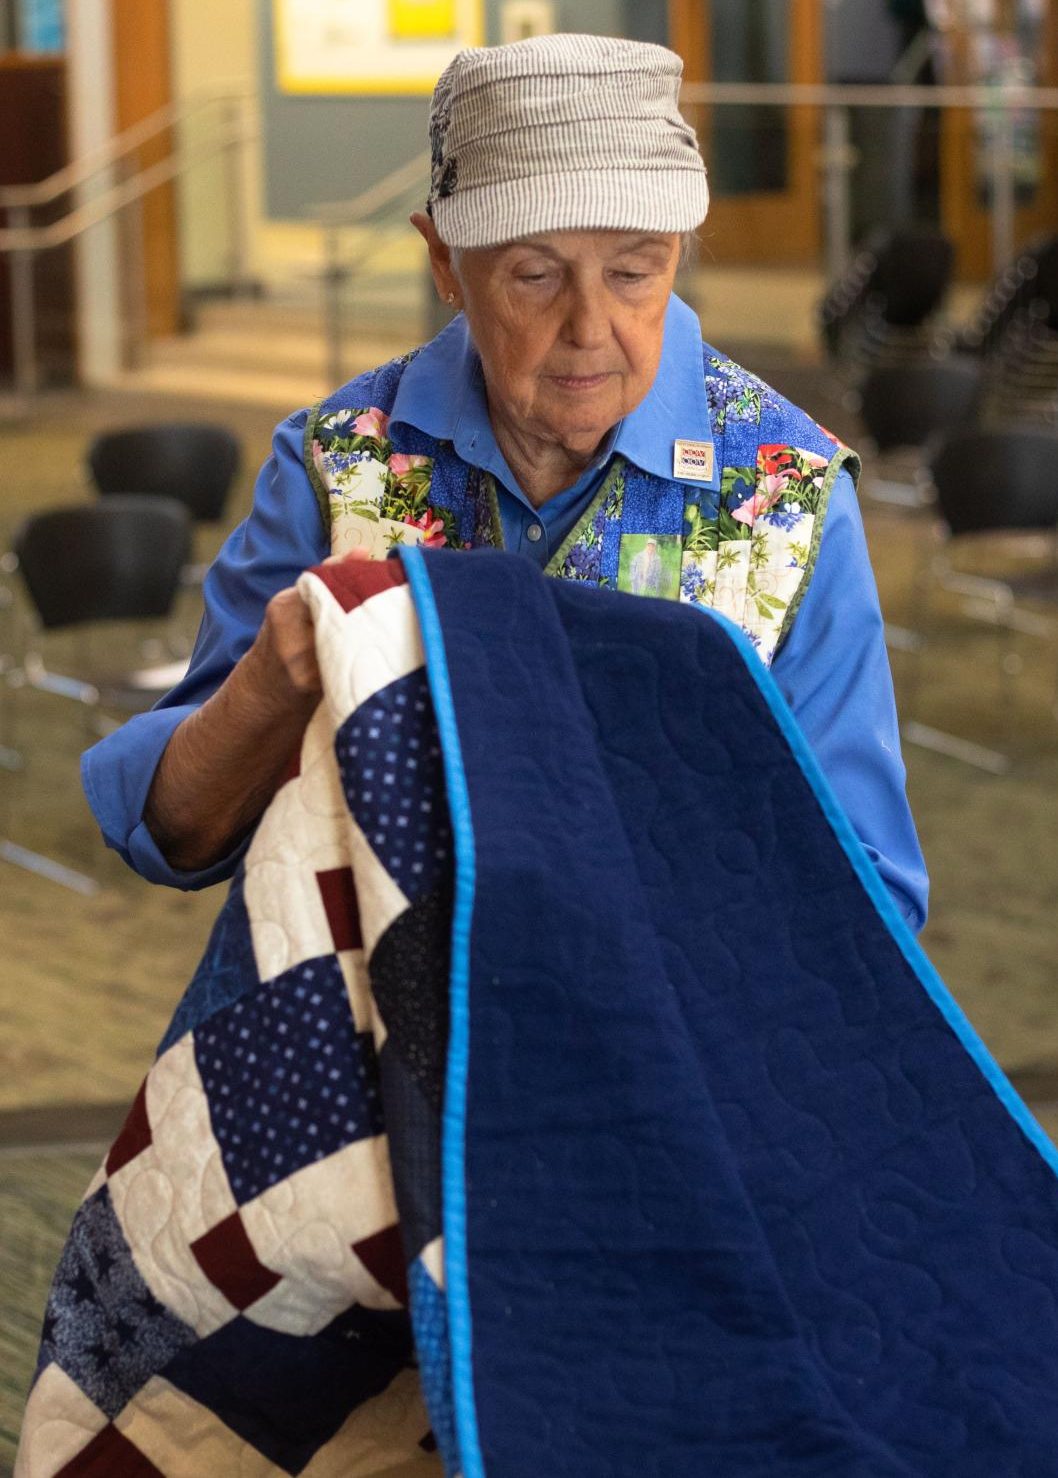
[0,56,77,383]
[668,0,707,84]
[1044,0,1058,89]
[0,52,69,68]
[111,0,180,338]
[679,0,823,266]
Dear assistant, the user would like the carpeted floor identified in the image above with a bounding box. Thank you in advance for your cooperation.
[1,368,1056,1472]
[0,1150,103,1477]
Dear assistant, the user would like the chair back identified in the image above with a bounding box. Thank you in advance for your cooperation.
[87,422,241,523]
[13,497,192,629]
[868,227,955,327]
[859,360,983,453]
[1027,234,1058,330]
[930,429,1058,537]
[961,232,1058,352]
[820,227,954,363]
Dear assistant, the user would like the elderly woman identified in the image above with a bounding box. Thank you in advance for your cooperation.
[83,32,927,931]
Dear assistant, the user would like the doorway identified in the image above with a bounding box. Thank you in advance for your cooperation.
[669,0,824,266]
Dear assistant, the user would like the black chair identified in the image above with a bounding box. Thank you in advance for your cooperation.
[900,428,1058,771]
[14,497,191,634]
[859,359,983,456]
[958,235,1058,429]
[856,358,984,509]
[959,233,1058,354]
[931,429,1058,540]
[2,497,192,892]
[865,226,955,328]
[853,360,985,667]
[821,227,955,374]
[87,422,241,524]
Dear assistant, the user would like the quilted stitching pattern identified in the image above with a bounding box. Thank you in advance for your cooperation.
[19,547,1058,1478]
[18,570,441,1476]
[419,548,1058,1477]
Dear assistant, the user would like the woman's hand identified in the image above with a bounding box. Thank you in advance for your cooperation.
[241,584,326,711]
[242,548,372,710]
[144,551,370,874]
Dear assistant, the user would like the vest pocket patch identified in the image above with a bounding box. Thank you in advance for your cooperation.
[617,533,682,600]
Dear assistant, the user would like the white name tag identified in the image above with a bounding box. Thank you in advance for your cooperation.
[673,438,715,483]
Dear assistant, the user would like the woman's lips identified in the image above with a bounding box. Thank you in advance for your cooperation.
[547,372,612,390]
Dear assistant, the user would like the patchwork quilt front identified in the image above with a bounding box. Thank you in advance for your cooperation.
[17,546,1058,1476]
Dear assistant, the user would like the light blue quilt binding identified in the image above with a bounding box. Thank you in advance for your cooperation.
[698,602,1058,1182]
[400,545,485,1478]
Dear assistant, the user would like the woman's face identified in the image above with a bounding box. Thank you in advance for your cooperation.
[421,222,680,462]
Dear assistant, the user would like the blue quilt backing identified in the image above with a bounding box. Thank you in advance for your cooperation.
[20,544,1058,1478]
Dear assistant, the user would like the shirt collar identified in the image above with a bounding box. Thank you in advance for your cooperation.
[389,291,715,489]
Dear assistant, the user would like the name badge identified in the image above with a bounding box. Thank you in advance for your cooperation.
[673,438,715,483]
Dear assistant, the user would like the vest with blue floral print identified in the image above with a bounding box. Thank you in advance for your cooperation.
[303,343,860,666]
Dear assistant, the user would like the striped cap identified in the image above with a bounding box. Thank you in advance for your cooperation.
[427,33,709,249]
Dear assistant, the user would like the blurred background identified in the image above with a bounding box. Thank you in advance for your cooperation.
[2,0,1058,1468]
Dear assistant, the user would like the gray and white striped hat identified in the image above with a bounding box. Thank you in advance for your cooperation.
[426,33,709,249]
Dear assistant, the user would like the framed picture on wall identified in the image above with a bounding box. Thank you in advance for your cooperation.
[275,0,485,94]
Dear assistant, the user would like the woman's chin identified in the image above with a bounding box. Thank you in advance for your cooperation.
[536,396,623,455]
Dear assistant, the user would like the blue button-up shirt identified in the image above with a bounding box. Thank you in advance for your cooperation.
[82,295,928,928]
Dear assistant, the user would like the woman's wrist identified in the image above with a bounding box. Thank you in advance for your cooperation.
[145,646,319,873]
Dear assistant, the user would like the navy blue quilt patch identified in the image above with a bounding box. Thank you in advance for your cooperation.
[41,1186,196,1419]
[194,957,383,1203]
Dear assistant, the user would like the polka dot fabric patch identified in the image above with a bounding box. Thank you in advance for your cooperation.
[194,955,384,1204]
[336,668,452,905]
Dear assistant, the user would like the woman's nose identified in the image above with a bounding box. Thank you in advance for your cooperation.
[564,285,609,349]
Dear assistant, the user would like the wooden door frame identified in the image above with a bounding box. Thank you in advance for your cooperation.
[670,0,823,266]
[111,0,180,338]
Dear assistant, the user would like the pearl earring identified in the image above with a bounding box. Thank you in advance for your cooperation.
[446,292,456,305]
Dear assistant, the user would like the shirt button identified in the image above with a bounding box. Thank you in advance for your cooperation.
[526,523,543,543]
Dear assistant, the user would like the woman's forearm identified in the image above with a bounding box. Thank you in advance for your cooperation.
[144,585,323,873]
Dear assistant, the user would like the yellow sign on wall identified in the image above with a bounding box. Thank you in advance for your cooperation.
[275,0,484,95]
[388,0,458,42]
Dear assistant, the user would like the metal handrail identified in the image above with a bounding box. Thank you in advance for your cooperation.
[313,150,431,226]
[316,81,1058,383]
[679,78,1058,283]
[0,87,256,402]
[680,81,1058,108]
[0,84,253,212]
[312,153,432,386]
[0,117,253,253]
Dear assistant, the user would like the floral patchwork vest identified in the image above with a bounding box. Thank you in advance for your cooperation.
[303,344,859,666]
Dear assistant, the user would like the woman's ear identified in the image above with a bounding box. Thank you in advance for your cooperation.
[411,212,461,308]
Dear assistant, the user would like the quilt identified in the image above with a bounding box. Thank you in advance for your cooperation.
[17,545,1058,1477]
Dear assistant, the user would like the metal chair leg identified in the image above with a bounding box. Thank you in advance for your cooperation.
[896,548,1014,775]
[0,667,100,896]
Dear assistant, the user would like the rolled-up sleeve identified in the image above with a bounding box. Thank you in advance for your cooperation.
[771,468,929,932]
[81,410,329,889]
